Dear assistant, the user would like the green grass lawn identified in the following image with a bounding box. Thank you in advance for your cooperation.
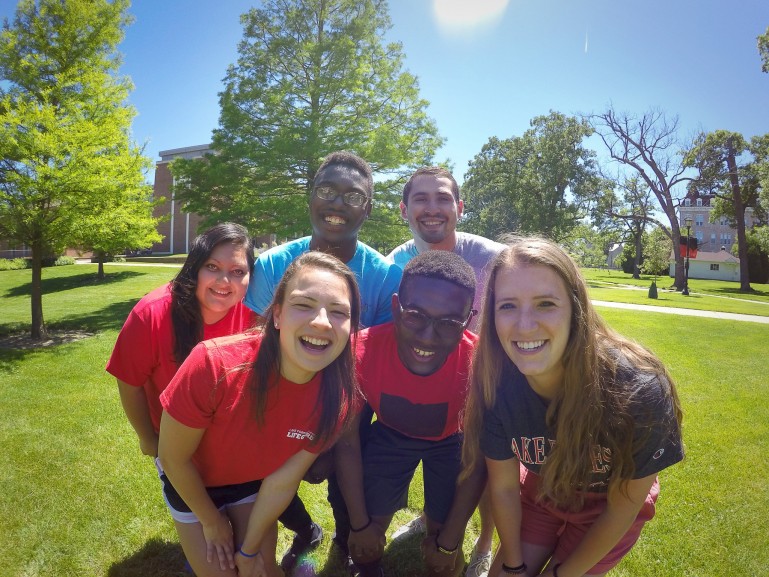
[1,264,767,576]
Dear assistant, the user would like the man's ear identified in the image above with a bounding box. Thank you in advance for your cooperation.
[391,293,399,318]
[399,201,408,221]
[457,199,464,220]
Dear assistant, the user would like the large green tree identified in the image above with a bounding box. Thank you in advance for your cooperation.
[172,0,442,247]
[461,111,603,241]
[684,130,764,292]
[0,0,152,338]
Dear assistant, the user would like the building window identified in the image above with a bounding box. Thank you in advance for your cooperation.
[710,264,719,271]
[696,198,702,206]
[695,214,704,227]
[696,231,703,242]
[684,198,691,207]
[720,217,728,226]
[710,233,716,247]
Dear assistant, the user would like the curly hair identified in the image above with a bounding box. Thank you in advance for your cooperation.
[399,250,476,305]
[315,151,374,197]
[170,223,254,365]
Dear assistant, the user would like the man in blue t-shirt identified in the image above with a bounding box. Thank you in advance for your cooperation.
[243,150,402,572]
[244,151,401,328]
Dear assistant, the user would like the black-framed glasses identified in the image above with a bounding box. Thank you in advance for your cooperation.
[397,299,476,339]
[313,185,369,207]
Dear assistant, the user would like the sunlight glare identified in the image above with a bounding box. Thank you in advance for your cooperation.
[432,0,510,30]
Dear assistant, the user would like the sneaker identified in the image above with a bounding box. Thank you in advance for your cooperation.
[390,515,426,540]
[280,522,323,574]
[464,545,492,577]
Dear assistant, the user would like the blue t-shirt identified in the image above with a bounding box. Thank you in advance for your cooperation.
[244,237,402,328]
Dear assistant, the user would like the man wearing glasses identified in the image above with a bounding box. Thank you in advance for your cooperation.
[242,150,402,572]
[335,251,487,577]
[387,167,503,577]
[244,150,401,328]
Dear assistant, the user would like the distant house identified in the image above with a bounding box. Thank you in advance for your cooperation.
[669,247,740,282]
[607,243,623,269]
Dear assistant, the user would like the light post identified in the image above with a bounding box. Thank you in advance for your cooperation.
[682,217,692,296]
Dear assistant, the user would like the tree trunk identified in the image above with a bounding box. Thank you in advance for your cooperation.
[633,231,642,279]
[725,139,753,292]
[30,241,48,340]
[97,251,105,281]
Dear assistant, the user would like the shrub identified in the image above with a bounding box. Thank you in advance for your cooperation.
[54,256,76,266]
[0,258,30,271]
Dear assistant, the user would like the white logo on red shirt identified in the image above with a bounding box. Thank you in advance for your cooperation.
[287,428,315,441]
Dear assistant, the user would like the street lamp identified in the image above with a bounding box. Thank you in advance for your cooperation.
[682,217,692,296]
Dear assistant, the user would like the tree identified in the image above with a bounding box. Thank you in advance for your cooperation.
[759,26,769,73]
[642,226,672,279]
[72,186,163,280]
[171,0,442,247]
[561,224,619,268]
[0,0,152,338]
[589,107,692,290]
[684,130,762,292]
[462,111,604,241]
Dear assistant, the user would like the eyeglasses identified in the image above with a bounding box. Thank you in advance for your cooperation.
[397,300,476,339]
[313,185,369,208]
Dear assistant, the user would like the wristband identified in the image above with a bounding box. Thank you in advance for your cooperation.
[552,563,562,577]
[435,532,458,555]
[501,562,527,574]
[238,547,259,558]
[350,517,372,532]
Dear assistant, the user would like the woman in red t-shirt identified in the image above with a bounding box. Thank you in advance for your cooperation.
[158,251,361,577]
[107,222,256,458]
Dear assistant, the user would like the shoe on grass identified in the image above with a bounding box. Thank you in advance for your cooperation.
[390,515,426,540]
[280,522,323,574]
[464,543,492,577]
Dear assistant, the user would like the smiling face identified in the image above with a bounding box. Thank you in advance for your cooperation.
[393,276,473,376]
[493,263,573,399]
[195,242,250,324]
[400,174,463,250]
[309,163,372,251]
[273,266,353,384]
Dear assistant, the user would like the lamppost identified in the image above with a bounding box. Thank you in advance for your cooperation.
[682,217,692,296]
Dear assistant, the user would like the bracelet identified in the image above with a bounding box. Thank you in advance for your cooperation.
[350,517,372,532]
[238,547,259,558]
[552,563,562,577]
[435,531,458,555]
[501,562,527,574]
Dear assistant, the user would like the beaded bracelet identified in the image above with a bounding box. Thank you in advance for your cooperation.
[350,516,372,532]
[501,562,527,575]
[238,547,259,558]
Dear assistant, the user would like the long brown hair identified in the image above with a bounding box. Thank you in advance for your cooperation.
[170,223,254,365]
[463,235,683,508]
[250,251,361,446]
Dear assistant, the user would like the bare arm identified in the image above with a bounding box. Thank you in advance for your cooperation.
[423,456,488,573]
[158,410,235,571]
[235,449,318,577]
[486,457,524,577]
[117,379,158,457]
[540,473,657,577]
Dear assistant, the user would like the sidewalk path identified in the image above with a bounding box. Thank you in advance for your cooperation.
[592,300,769,324]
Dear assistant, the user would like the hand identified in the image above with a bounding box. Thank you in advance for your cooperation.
[422,534,459,574]
[235,550,267,577]
[138,433,159,457]
[201,512,235,571]
[348,523,386,564]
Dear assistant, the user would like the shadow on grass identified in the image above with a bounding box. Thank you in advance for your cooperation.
[705,286,769,298]
[3,270,144,297]
[0,299,140,372]
[108,538,189,577]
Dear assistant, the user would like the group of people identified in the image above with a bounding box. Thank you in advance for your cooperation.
[107,152,684,577]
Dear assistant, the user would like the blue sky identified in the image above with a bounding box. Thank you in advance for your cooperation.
[2,0,768,185]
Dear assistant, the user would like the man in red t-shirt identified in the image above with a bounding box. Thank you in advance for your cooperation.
[335,251,487,577]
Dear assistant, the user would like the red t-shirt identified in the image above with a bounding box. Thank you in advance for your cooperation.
[160,333,339,487]
[106,284,256,431]
[355,323,477,441]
